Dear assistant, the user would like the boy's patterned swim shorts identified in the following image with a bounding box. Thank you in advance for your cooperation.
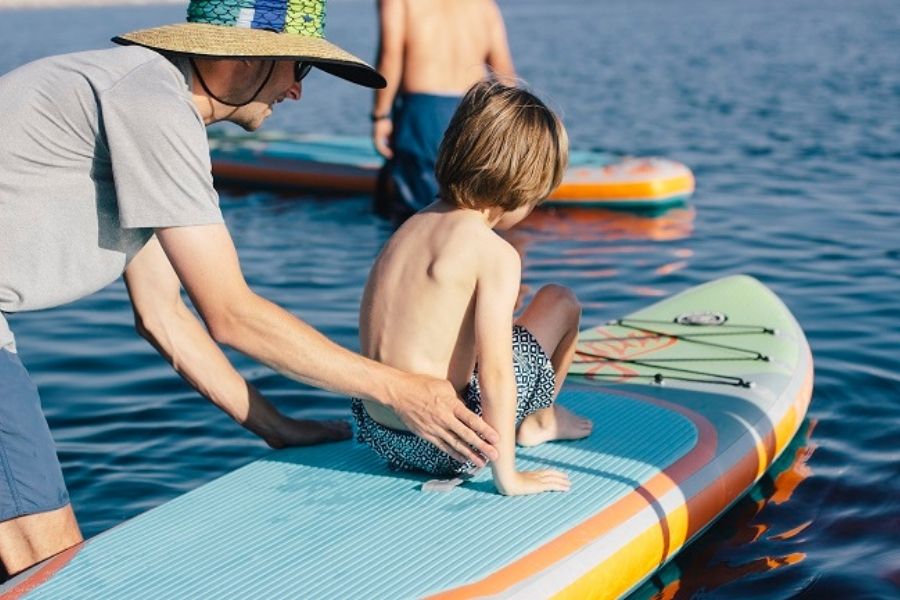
[351,325,557,476]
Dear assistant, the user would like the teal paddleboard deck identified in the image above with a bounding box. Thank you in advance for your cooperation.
[4,276,811,599]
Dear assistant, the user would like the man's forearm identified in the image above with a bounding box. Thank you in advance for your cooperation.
[138,299,291,442]
[210,291,400,408]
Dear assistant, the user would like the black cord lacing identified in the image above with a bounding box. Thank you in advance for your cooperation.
[572,317,777,388]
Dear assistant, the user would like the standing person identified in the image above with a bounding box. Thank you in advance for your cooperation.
[0,0,498,577]
[355,81,593,495]
[371,0,516,219]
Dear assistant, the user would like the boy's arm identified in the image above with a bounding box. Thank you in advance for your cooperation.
[485,0,516,85]
[475,242,569,495]
[372,0,405,158]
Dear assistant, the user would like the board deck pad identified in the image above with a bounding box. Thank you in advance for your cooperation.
[23,387,697,599]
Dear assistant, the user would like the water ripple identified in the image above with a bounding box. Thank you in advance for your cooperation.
[1,0,899,596]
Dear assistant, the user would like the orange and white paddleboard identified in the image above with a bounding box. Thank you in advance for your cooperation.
[209,132,695,210]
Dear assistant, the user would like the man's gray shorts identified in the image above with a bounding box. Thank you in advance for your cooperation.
[0,348,69,522]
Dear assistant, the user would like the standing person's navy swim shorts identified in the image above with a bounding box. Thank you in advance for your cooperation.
[389,92,462,217]
[0,347,70,521]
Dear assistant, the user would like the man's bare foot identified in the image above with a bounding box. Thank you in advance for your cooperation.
[267,419,352,449]
[516,405,593,447]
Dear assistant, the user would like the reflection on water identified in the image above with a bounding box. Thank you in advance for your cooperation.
[510,206,697,306]
[521,206,696,242]
[636,420,818,599]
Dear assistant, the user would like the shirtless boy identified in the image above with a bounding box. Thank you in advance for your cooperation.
[372,0,516,216]
[354,81,593,496]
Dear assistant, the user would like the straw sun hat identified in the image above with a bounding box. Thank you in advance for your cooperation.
[113,0,385,88]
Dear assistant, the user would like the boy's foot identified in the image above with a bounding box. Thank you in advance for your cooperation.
[517,405,593,447]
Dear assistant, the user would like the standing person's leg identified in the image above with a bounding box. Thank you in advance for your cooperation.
[0,507,82,578]
[513,285,593,446]
[0,349,82,578]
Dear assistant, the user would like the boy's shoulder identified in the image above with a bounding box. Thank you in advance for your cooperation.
[447,215,517,256]
[398,206,517,262]
[475,229,521,273]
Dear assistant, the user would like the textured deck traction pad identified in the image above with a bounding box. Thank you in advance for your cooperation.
[26,384,696,599]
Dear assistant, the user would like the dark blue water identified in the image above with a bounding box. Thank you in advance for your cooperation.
[2,0,899,597]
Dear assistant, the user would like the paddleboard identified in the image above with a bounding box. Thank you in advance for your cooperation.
[208,132,695,210]
[2,275,811,599]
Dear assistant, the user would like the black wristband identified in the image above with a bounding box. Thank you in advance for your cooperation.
[370,113,391,122]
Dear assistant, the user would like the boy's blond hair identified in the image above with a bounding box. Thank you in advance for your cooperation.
[435,80,569,211]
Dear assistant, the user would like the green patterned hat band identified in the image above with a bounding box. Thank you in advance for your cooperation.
[187,0,326,38]
[112,0,385,88]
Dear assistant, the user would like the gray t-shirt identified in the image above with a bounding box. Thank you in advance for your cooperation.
[0,46,224,350]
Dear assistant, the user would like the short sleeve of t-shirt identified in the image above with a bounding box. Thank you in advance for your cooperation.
[99,59,224,230]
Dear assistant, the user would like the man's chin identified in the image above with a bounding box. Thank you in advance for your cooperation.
[237,118,264,133]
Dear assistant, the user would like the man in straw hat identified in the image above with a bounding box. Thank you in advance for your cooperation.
[0,0,499,576]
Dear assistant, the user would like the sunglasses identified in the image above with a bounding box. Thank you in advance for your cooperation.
[294,61,313,83]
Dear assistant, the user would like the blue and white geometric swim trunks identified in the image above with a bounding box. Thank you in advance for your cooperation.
[351,325,556,476]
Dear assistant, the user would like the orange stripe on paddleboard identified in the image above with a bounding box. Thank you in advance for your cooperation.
[213,159,693,203]
[431,360,813,599]
[549,174,695,201]
[213,163,376,192]
[555,365,813,600]
[1,544,81,600]
[426,390,717,600]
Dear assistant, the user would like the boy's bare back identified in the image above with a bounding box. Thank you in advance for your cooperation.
[359,203,519,430]
[385,0,514,94]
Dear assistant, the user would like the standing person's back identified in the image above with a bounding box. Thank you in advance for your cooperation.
[371,0,515,218]
[400,0,513,94]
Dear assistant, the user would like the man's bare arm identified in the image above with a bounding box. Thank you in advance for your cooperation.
[485,0,516,84]
[124,236,349,448]
[154,223,499,465]
[372,0,406,158]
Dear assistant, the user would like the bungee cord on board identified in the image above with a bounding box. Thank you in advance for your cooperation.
[573,317,778,388]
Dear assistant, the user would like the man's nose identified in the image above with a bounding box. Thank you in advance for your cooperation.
[287,81,302,101]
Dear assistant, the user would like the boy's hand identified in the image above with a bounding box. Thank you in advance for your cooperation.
[389,373,500,467]
[497,470,571,496]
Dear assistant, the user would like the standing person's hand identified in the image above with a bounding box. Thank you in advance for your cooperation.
[373,117,394,159]
[386,373,500,467]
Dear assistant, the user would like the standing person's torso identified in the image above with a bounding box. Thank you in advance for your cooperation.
[400,0,497,94]
[0,46,221,333]
[359,207,501,429]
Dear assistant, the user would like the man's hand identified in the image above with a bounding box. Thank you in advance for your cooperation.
[238,383,351,449]
[387,373,500,467]
[373,118,394,159]
[263,416,352,449]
